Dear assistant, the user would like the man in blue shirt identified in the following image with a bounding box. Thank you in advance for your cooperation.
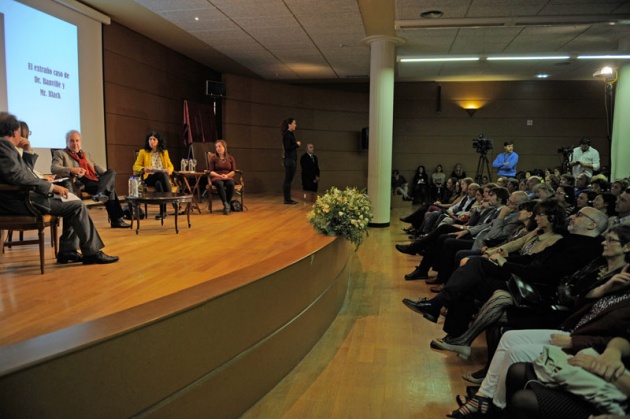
[492,141,518,177]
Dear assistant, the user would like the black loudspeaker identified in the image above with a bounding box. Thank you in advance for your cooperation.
[361,127,369,150]
[206,80,226,97]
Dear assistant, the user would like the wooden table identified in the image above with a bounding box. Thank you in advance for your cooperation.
[174,171,206,214]
[125,192,193,234]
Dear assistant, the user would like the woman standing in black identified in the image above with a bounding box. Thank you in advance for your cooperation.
[281,117,300,204]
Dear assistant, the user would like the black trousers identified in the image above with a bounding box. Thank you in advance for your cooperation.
[80,169,124,220]
[283,158,297,201]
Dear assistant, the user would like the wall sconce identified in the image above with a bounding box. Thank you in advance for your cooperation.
[465,107,479,117]
[459,101,485,117]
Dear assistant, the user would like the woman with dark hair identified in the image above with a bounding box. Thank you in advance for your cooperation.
[453,225,630,418]
[411,165,429,204]
[133,131,174,219]
[431,164,446,201]
[451,163,467,180]
[576,190,598,213]
[280,117,300,204]
[208,140,237,215]
[593,192,618,219]
[556,185,576,216]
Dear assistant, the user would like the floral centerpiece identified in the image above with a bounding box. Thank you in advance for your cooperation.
[307,187,373,250]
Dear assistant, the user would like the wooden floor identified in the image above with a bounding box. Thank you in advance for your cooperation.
[1,197,484,418]
[242,205,487,419]
[0,194,332,348]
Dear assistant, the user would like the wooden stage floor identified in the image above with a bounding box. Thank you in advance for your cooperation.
[0,194,332,349]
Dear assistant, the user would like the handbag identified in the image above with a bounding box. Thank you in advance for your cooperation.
[507,274,543,306]
[533,345,628,415]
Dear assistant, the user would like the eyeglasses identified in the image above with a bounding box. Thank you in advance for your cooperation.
[604,236,621,244]
[576,211,597,223]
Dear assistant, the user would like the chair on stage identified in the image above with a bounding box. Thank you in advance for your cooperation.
[205,152,245,213]
[0,183,59,274]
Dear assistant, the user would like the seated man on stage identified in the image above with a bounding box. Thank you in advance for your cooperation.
[51,130,129,228]
[0,113,118,265]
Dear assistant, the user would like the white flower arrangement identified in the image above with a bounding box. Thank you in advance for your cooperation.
[307,187,373,250]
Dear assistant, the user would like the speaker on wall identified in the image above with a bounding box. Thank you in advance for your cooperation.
[205,80,226,97]
[361,127,369,150]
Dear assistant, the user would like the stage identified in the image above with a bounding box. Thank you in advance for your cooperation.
[0,194,352,418]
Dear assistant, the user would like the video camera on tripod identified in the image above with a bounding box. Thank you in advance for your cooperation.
[558,145,574,174]
[472,134,493,155]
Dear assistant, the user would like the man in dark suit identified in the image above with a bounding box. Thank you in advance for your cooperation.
[51,130,129,228]
[300,143,320,200]
[0,113,118,265]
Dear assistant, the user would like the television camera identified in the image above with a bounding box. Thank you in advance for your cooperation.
[472,134,493,155]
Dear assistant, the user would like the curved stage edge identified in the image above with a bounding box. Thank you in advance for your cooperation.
[0,236,351,418]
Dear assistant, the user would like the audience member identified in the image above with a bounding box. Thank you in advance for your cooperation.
[431,164,446,201]
[611,188,630,228]
[533,183,554,200]
[575,172,592,199]
[300,143,320,200]
[451,163,467,180]
[555,185,576,215]
[492,141,519,178]
[612,180,630,197]
[411,165,430,204]
[391,169,410,201]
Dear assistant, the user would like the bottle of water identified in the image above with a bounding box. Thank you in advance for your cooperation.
[188,158,194,172]
[128,176,135,196]
[181,158,188,172]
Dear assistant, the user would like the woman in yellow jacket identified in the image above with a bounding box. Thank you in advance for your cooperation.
[133,131,174,219]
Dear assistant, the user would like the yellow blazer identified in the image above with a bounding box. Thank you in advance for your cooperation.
[133,149,174,179]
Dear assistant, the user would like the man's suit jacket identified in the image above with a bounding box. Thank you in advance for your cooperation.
[300,152,320,191]
[0,138,53,215]
[51,148,106,177]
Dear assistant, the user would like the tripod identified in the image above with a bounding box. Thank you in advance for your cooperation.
[475,153,492,184]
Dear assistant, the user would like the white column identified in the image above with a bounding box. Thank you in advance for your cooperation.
[363,35,404,227]
[611,64,630,180]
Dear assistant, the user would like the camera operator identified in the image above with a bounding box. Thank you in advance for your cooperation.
[492,141,519,177]
[570,137,600,177]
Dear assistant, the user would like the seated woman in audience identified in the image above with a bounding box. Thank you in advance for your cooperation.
[433,225,630,363]
[533,183,555,200]
[431,164,446,201]
[591,177,611,194]
[411,165,429,204]
[208,139,237,215]
[504,336,630,419]
[556,185,577,216]
[391,169,410,200]
[450,257,630,418]
[133,131,175,219]
[594,192,619,219]
[575,190,598,214]
[451,163,466,180]
[400,177,461,233]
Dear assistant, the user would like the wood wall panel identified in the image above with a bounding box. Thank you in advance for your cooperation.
[223,74,370,194]
[392,80,610,181]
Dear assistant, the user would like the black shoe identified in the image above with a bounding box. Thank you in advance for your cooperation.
[395,244,417,255]
[400,217,411,223]
[111,218,130,228]
[83,251,119,265]
[284,200,298,205]
[92,192,109,203]
[404,266,429,280]
[57,251,83,264]
[401,298,440,323]
[155,213,168,220]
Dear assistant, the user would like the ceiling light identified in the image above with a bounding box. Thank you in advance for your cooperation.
[400,57,479,63]
[578,54,630,59]
[420,10,443,19]
[536,74,549,78]
[487,56,570,61]
[194,17,199,21]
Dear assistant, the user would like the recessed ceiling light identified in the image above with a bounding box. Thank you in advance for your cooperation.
[194,17,199,21]
[420,10,443,19]
[536,74,549,78]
